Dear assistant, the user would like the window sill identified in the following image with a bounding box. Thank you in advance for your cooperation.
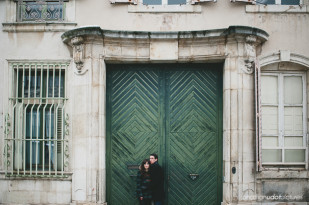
[0,172,73,181]
[246,5,309,13]
[2,22,77,32]
[128,4,201,13]
[256,170,309,179]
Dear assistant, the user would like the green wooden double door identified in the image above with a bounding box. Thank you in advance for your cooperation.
[106,64,223,205]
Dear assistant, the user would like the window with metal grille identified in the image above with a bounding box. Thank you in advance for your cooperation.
[257,72,307,168]
[16,0,68,22]
[4,62,69,177]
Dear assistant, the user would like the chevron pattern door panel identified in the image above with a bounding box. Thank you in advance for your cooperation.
[106,64,222,205]
[166,67,222,205]
[107,65,162,205]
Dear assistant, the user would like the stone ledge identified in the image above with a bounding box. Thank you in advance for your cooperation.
[128,4,202,13]
[0,171,73,181]
[2,22,78,32]
[256,170,309,179]
[246,5,309,13]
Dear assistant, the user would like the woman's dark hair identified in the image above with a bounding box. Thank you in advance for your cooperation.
[140,159,150,176]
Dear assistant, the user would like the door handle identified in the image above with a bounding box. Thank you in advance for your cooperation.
[189,173,199,180]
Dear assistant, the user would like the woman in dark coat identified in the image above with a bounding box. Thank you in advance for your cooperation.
[136,159,152,205]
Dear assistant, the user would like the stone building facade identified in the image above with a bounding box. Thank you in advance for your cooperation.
[0,0,309,204]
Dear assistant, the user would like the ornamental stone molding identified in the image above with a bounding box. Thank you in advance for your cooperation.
[243,35,258,74]
[61,26,269,74]
[259,50,309,68]
[71,36,87,75]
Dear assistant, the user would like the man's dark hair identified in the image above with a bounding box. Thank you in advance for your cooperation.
[150,153,158,160]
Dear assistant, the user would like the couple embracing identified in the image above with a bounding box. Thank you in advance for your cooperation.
[136,153,164,205]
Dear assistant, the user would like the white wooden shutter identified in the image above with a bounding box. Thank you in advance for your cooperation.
[110,0,138,4]
[56,105,64,171]
[230,0,256,4]
[14,103,24,170]
[191,0,216,4]
[255,59,262,171]
[56,106,64,154]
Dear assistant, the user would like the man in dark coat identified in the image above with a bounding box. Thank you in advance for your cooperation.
[149,153,164,205]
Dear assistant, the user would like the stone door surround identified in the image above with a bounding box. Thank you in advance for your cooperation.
[61,26,268,204]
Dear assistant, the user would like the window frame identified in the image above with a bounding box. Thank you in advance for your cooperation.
[258,71,308,168]
[15,0,69,23]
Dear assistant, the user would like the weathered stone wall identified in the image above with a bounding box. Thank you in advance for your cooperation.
[0,179,72,204]
[0,0,309,204]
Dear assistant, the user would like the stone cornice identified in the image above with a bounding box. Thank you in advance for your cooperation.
[61,25,269,43]
[61,26,269,74]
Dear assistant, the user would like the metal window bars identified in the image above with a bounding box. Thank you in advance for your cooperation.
[16,0,66,22]
[5,62,69,177]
